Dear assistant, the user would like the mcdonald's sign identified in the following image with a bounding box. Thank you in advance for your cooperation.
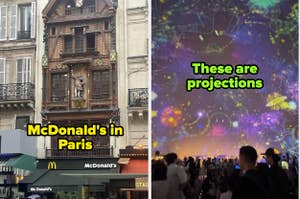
[47,161,57,170]
[37,158,119,170]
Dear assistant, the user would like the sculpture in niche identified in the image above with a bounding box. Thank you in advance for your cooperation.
[73,76,85,98]
[75,0,84,7]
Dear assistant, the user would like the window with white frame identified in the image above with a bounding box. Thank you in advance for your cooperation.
[0,2,36,41]
[17,2,35,40]
[0,59,5,99]
[0,58,5,84]
[17,58,31,83]
[10,5,17,40]
[0,6,7,40]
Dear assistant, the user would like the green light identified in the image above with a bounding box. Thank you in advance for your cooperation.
[250,0,279,9]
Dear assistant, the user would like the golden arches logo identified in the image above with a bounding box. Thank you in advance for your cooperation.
[47,161,57,170]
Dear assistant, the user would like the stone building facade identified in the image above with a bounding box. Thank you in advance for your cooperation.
[0,0,47,198]
[0,0,37,131]
[116,0,149,153]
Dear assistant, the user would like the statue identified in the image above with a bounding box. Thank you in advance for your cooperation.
[75,0,84,7]
[73,76,85,98]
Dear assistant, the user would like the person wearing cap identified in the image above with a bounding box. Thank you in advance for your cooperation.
[261,148,290,199]
[261,148,281,167]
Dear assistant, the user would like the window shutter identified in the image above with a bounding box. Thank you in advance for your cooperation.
[30,2,36,38]
[17,59,23,83]
[9,5,17,40]
[0,59,5,84]
[17,58,31,83]
[25,58,31,82]
[0,6,7,40]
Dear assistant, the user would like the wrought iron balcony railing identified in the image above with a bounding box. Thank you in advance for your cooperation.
[17,31,31,40]
[46,146,113,159]
[0,83,34,101]
[128,88,148,107]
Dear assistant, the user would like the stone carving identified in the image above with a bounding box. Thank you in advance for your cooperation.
[73,76,85,98]
[75,0,83,7]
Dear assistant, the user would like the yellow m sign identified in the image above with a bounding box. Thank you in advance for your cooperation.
[48,161,57,170]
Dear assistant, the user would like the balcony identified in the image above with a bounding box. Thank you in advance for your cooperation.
[17,31,31,40]
[46,146,113,159]
[128,88,148,108]
[0,83,34,101]
[65,6,96,16]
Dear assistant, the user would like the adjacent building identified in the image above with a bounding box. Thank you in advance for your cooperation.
[117,0,148,153]
[0,0,36,136]
[0,0,48,198]
[116,1,149,197]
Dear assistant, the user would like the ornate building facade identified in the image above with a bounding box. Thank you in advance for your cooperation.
[38,0,149,159]
[40,0,118,158]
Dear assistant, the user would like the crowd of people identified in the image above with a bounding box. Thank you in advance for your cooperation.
[152,146,298,199]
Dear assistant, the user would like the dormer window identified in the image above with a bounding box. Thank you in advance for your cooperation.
[65,0,95,15]
[65,0,75,15]
[84,0,95,7]
[84,0,95,13]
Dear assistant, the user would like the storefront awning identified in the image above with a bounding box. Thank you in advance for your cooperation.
[25,169,147,193]
[5,155,36,171]
[32,170,110,187]
[31,170,147,187]
[20,169,48,184]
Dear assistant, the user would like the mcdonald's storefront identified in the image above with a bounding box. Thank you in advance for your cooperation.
[20,158,147,199]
